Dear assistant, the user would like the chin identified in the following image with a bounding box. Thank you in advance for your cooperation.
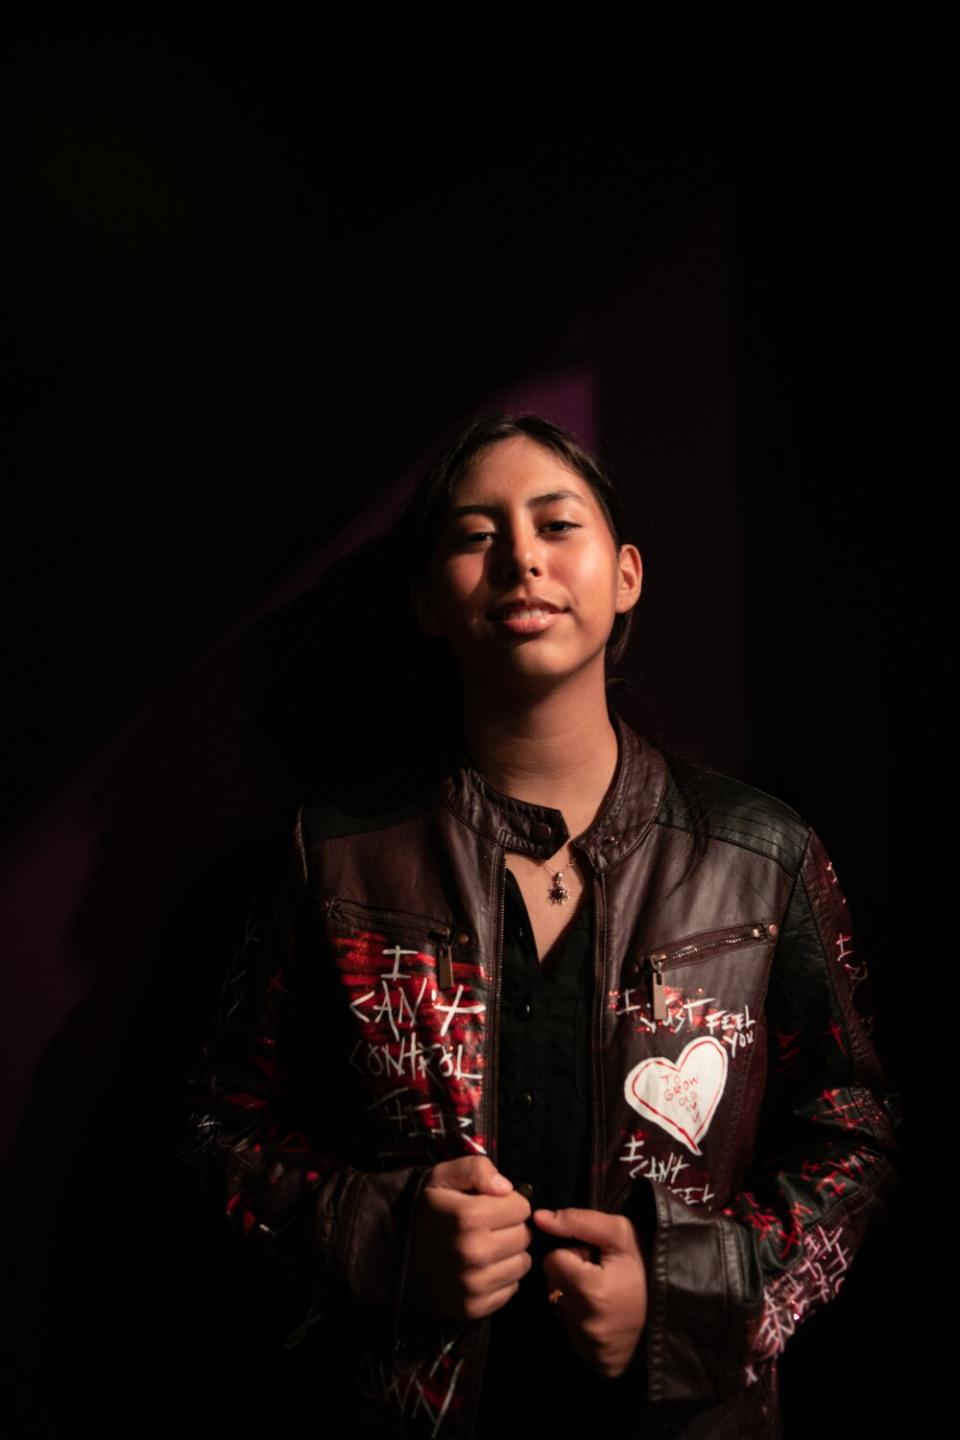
[475,653,603,694]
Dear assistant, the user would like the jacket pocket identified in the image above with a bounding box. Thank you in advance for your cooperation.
[630,920,779,1023]
[318,895,489,1164]
[607,922,782,1211]
[321,894,467,991]
[321,895,457,952]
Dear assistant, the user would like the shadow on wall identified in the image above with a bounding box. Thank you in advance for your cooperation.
[2,194,896,1430]
[3,370,609,1435]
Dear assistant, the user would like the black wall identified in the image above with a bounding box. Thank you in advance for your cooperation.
[5,9,927,1435]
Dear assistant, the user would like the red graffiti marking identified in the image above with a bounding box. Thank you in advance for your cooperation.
[823,1020,848,1056]
[816,1088,865,1131]
[755,1223,850,1359]
[334,929,487,1163]
[773,1027,802,1069]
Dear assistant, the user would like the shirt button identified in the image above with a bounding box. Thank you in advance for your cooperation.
[518,1091,534,1109]
[517,1000,533,1020]
[516,1181,535,1201]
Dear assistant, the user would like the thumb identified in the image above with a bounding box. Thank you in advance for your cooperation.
[533,1206,636,1254]
[429,1155,513,1195]
[543,1244,595,1290]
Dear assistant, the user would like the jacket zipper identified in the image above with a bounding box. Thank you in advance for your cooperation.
[464,851,507,1440]
[589,867,607,1210]
[646,922,776,1022]
[487,850,507,1168]
[323,897,456,989]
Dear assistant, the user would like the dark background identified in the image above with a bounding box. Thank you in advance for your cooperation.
[4,6,928,1434]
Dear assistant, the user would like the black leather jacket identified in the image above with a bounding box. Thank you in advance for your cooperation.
[188,717,896,1438]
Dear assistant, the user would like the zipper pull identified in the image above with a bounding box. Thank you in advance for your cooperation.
[429,930,455,989]
[650,952,667,1022]
[437,943,453,990]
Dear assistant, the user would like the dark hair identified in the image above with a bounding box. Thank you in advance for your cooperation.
[404,412,635,665]
[255,413,642,801]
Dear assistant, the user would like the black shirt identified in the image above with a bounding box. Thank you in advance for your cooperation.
[496,866,593,1215]
[476,871,638,1438]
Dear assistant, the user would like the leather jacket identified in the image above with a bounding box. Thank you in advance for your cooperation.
[187,716,897,1438]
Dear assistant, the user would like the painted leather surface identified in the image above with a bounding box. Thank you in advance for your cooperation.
[187,724,897,1438]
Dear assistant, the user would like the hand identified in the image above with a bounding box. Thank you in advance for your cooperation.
[533,1207,648,1379]
[407,1157,532,1322]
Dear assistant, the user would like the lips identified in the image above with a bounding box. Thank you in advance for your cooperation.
[488,597,567,635]
[489,597,564,620]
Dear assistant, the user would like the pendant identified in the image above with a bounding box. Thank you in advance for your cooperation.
[548,870,570,905]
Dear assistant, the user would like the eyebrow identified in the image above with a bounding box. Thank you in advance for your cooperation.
[445,490,589,520]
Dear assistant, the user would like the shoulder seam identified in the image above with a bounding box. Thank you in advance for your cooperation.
[654,811,812,879]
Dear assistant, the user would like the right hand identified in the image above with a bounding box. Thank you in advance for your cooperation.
[406,1156,532,1321]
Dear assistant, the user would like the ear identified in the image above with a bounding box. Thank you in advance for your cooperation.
[410,575,444,637]
[615,544,643,614]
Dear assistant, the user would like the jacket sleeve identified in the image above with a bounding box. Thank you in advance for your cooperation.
[184,819,431,1350]
[641,827,898,1407]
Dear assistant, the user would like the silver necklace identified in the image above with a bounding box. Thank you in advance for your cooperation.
[548,852,575,905]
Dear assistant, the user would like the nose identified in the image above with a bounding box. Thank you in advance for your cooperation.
[493,520,542,583]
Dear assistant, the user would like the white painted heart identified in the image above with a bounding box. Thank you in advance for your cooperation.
[624,1037,729,1156]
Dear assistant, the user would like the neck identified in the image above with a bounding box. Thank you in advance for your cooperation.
[461,669,619,836]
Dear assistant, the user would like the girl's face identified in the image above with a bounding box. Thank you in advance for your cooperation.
[413,435,642,694]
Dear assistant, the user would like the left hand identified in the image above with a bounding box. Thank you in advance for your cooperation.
[533,1206,648,1379]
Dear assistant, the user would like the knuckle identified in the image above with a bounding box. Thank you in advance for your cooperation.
[582,1281,602,1307]
[461,1269,483,1299]
[578,1272,601,1307]
[465,1290,495,1322]
[451,1238,472,1272]
[510,1226,531,1256]
[451,1209,477,1244]
[456,1232,484,1268]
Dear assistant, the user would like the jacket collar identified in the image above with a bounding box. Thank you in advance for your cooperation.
[439,713,668,874]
